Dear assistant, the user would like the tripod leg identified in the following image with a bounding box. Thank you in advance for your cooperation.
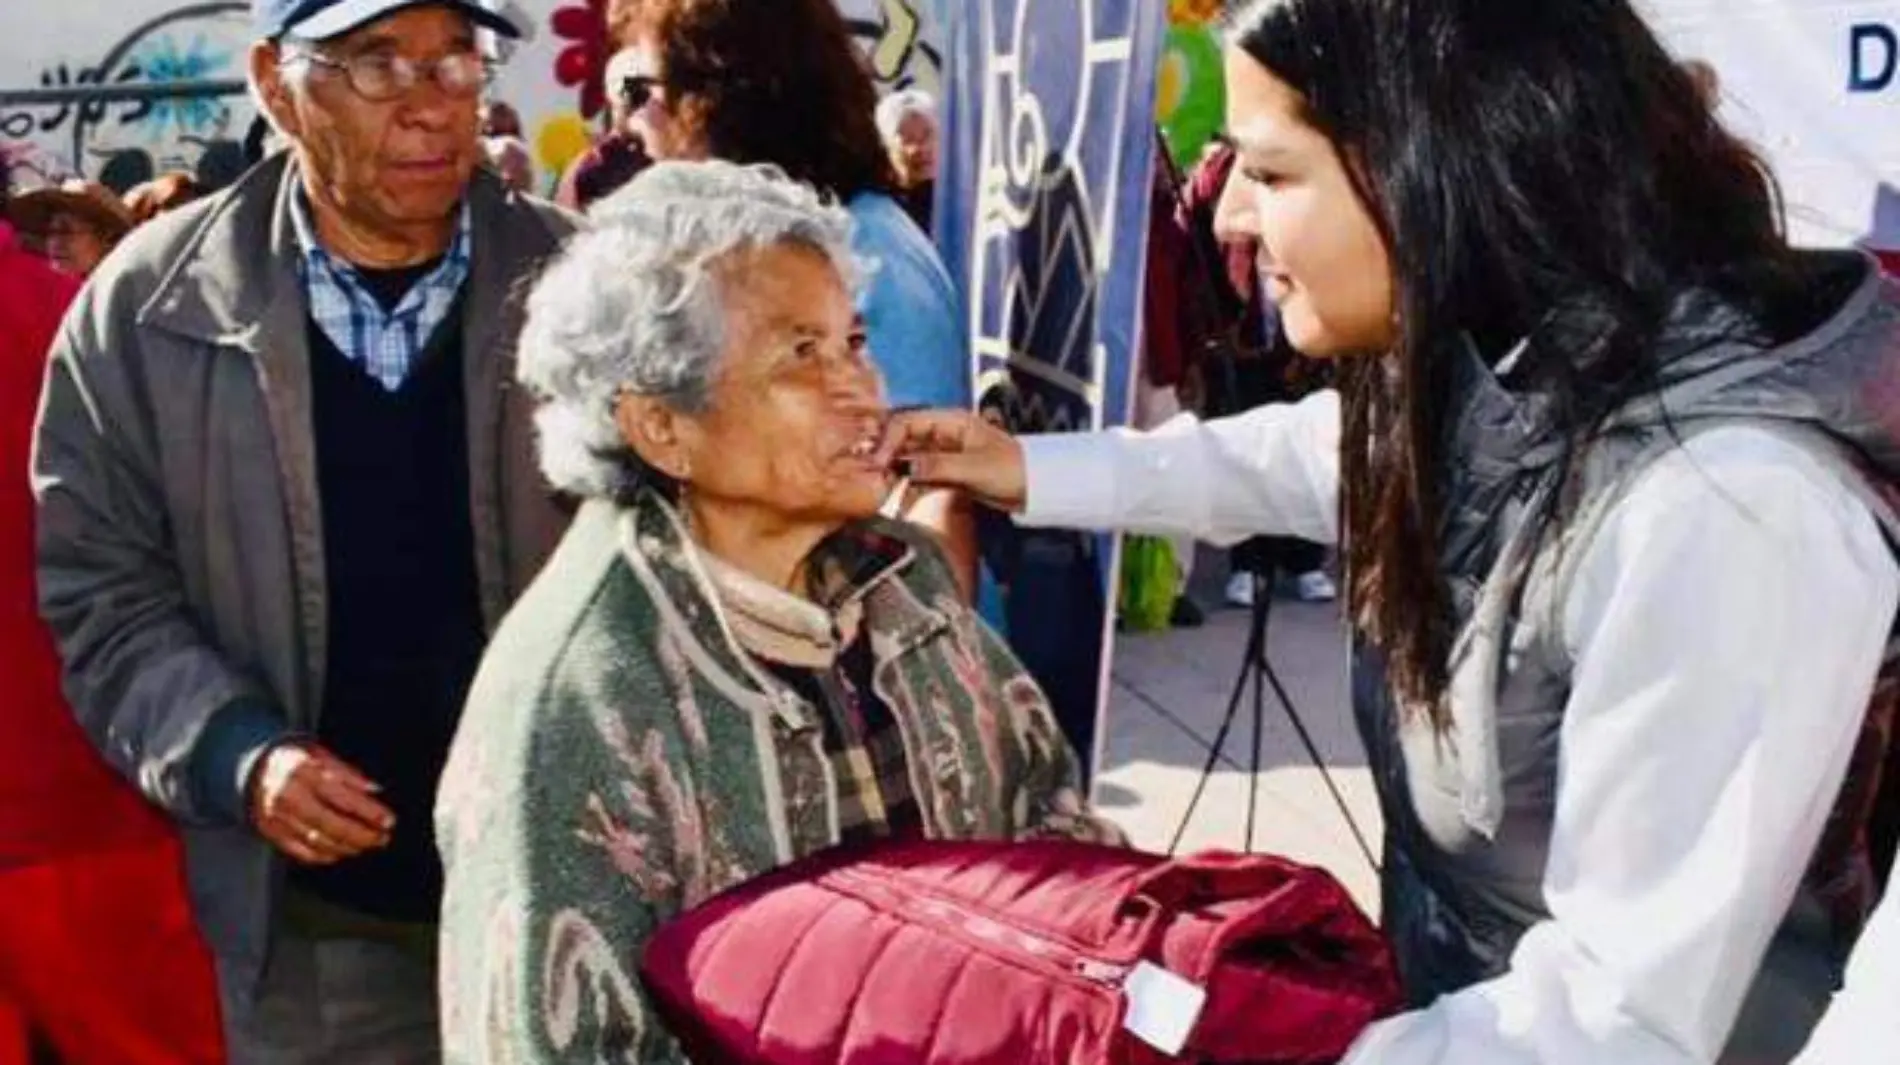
[1247,665,1268,854]
[1258,653,1381,874]
[1168,570,1274,855]
[1246,573,1269,853]
[1168,644,1255,854]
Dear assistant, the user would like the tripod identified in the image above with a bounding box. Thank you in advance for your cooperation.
[1166,571,1380,873]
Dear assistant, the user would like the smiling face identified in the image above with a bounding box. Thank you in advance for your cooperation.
[626,242,891,531]
[1212,46,1396,358]
[256,5,483,256]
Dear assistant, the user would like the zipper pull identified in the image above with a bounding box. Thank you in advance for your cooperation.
[1073,958,1130,987]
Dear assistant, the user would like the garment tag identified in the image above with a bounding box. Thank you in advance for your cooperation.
[1121,960,1207,1057]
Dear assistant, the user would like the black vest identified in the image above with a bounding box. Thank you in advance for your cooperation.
[293,301,484,924]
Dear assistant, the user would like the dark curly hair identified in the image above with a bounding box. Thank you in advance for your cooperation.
[610,0,898,200]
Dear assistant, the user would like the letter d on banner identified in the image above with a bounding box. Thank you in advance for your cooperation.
[1850,23,1896,92]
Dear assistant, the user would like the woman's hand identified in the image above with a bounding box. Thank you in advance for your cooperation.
[875,409,1029,514]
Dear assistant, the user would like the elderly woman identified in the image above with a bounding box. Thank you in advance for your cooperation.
[875,88,939,231]
[436,160,1120,1064]
[607,0,977,595]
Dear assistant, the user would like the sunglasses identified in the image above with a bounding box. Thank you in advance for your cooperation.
[619,74,663,112]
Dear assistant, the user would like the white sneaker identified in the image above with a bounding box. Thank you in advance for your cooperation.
[1224,572,1257,608]
[1293,570,1338,603]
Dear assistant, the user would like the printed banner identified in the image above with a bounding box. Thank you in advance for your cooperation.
[937,0,1166,779]
[1640,0,1900,253]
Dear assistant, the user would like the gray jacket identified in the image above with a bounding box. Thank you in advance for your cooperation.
[31,153,574,993]
[1362,251,1900,1062]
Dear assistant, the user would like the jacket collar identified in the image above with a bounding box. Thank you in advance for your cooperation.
[618,490,948,704]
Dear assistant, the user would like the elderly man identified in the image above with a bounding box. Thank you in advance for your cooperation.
[32,0,572,1059]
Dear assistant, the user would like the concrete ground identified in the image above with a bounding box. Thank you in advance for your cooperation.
[1091,553,1385,916]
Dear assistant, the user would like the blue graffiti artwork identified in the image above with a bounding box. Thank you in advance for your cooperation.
[129,34,234,136]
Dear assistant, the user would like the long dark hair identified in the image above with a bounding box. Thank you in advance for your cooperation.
[611,0,897,200]
[1229,0,1802,722]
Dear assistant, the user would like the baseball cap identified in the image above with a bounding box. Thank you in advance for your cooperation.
[254,0,523,42]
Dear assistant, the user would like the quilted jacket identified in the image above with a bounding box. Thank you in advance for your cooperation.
[437,492,1125,1063]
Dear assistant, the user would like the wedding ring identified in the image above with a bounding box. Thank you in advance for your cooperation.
[306,827,324,847]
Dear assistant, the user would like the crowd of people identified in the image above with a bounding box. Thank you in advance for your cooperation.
[3,0,1899,1062]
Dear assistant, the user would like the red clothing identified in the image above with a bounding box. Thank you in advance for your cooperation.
[553,130,652,213]
[0,221,223,1058]
[0,220,176,862]
[1143,144,1275,392]
[1142,166,1191,388]
[0,843,224,1064]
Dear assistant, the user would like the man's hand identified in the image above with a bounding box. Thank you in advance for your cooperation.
[249,743,396,865]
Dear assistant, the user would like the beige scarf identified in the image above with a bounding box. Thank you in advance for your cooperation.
[694,549,865,670]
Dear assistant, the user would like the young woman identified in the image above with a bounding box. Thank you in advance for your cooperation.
[879,1,1900,1060]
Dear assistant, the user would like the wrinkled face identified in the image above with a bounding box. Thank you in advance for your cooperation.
[659,244,892,524]
[44,211,108,276]
[893,112,937,185]
[265,6,484,239]
[1213,48,1396,358]
[618,33,703,161]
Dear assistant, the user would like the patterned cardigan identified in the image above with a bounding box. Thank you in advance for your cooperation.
[436,493,1124,1063]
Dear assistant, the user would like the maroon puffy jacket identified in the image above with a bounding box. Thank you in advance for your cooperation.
[641,839,1401,1064]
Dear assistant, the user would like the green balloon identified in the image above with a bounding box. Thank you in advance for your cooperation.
[1158,24,1225,164]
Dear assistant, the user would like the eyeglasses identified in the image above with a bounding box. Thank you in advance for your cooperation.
[619,75,663,113]
[289,49,494,102]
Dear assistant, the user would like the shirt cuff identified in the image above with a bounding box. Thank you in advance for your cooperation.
[191,697,294,824]
[1019,432,1119,531]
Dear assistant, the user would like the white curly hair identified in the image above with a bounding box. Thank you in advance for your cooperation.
[874,88,937,142]
[516,159,862,500]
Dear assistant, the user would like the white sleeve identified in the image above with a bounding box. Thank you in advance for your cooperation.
[1345,426,1899,1065]
[1793,852,1900,1064]
[1016,390,1340,547]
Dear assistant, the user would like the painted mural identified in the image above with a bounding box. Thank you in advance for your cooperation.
[0,3,254,192]
[1,0,947,196]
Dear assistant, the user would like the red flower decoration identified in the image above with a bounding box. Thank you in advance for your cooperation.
[552,0,613,119]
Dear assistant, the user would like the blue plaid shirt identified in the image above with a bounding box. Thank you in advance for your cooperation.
[290,192,473,391]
